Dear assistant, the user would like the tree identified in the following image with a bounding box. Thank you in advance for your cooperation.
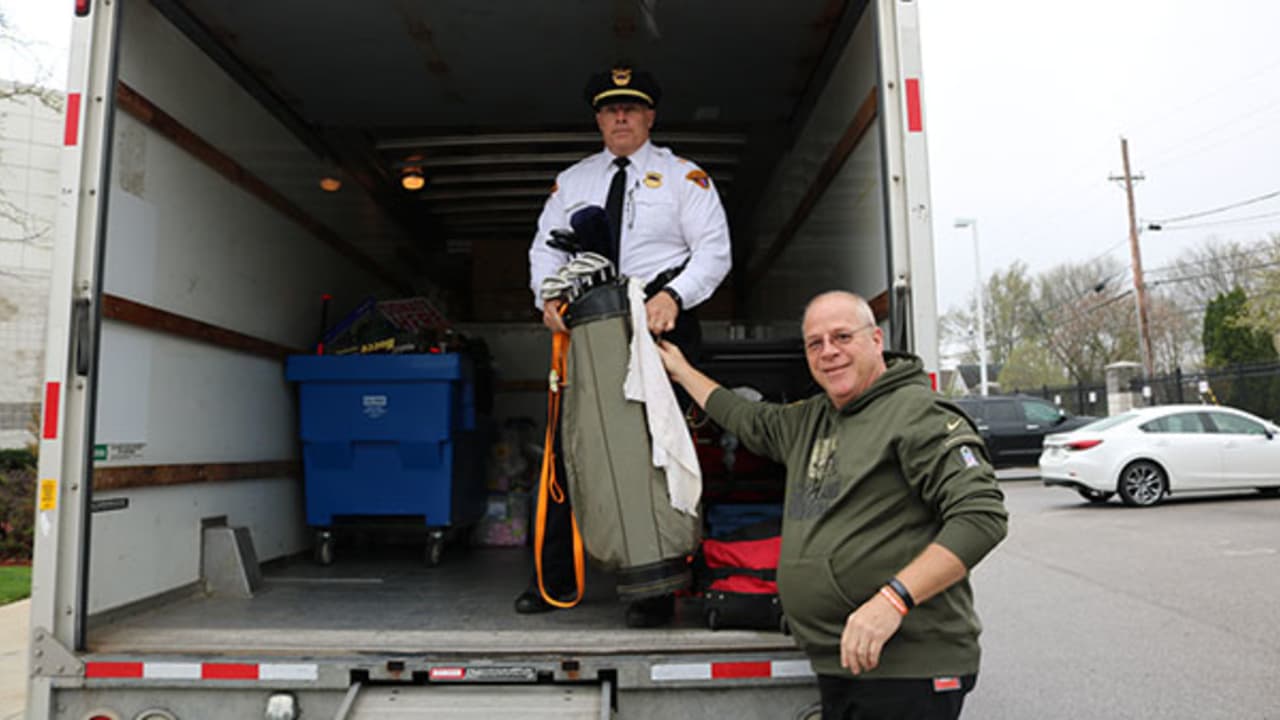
[1030,256,1137,383]
[939,261,1035,368]
[1237,234,1280,346]
[1,10,64,251]
[997,339,1067,391]
[1203,287,1278,368]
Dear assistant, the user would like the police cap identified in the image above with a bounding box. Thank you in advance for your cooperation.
[583,66,661,110]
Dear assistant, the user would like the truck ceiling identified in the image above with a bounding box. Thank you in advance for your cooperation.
[152,0,868,299]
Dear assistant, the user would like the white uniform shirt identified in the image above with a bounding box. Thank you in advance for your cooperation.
[528,141,731,309]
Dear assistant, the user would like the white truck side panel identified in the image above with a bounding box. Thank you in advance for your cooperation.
[876,0,939,370]
[88,478,304,613]
[744,8,884,327]
[78,0,397,615]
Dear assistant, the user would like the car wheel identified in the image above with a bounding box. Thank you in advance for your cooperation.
[1075,487,1114,504]
[1117,460,1167,507]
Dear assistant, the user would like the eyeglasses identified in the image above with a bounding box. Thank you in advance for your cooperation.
[804,324,875,355]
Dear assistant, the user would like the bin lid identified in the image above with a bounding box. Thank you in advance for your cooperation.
[285,353,465,382]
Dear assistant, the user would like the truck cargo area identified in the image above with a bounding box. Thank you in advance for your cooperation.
[30,2,935,715]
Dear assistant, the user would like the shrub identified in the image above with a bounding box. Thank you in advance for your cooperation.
[0,449,36,562]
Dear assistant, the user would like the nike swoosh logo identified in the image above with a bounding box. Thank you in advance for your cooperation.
[946,419,962,432]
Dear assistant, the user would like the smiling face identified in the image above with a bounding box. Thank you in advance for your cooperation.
[802,292,886,408]
[595,102,655,157]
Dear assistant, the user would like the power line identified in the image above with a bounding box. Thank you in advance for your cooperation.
[1148,209,1280,232]
[1148,188,1280,225]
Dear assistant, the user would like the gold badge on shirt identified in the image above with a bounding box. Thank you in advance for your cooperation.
[643,171,662,188]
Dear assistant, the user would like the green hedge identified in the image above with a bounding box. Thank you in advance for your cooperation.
[0,449,36,562]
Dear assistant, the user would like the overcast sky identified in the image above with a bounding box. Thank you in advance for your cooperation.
[919,0,1280,317]
[4,1,1280,320]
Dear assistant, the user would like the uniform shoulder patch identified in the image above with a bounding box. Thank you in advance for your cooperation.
[958,445,981,468]
[549,182,559,195]
[685,169,710,189]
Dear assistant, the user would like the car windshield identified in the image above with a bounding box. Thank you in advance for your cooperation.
[1076,412,1138,433]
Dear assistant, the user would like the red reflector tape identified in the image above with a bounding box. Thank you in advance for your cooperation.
[202,663,258,680]
[86,661,144,678]
[85,661,316,681]
[64,93,82,146]
[42,382,60,440]
[711,661,771,679]
[651,659,813,682]
[905,78,923,132]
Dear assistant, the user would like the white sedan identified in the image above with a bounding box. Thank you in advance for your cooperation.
[1039,404,1280,507]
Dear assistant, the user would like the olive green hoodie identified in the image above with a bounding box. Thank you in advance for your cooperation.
[705,352,1008,678]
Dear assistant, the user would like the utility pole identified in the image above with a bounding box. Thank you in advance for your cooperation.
[1110,137,1154,378]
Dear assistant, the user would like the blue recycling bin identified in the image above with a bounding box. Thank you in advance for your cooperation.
[285,353,487,564]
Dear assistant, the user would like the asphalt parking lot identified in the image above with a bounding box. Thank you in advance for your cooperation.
[967,474,1280,719]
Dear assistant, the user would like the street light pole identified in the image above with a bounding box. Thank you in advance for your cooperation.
[954,218,988,396]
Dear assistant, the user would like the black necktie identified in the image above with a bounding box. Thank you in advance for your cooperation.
[605,156,630,264]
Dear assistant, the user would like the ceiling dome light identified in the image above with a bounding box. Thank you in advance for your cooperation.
[401,167,426,191]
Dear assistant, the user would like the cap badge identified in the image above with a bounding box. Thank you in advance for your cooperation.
[612,68,632,87]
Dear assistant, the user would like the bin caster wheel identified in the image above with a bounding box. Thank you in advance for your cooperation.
[706,608,721,631]
[314,532,334,566]
[425,536,444,567]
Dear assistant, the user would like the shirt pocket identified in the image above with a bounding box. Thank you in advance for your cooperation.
[630,190,679,245]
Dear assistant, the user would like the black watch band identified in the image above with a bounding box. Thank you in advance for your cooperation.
[662,286,684,310]
[887,576,915,610]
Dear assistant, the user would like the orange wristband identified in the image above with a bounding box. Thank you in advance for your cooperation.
[879,586,909,616]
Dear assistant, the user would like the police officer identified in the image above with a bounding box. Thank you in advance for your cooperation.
[519,65,732,627]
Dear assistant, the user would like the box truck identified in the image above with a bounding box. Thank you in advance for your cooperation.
[28,0,939,717]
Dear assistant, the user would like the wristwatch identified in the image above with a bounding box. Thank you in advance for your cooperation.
[662,286,684,311]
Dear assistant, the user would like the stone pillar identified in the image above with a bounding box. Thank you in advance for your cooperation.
[1105,361,1143,416]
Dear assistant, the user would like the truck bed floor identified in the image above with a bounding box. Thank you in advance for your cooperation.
[87,546,797,657]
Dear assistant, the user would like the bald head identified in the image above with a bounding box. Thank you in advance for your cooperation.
[802,291,875,331]
[801,291,885,408]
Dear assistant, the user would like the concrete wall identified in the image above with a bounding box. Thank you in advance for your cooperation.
[0,80,61,449]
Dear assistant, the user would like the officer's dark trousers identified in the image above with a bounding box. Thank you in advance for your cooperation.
[532,306,701,598]
[817,674,976,720]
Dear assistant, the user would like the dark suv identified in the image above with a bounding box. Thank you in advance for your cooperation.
[953,394,1097,468]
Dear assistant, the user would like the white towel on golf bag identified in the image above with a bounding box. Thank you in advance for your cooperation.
[623,277,702,516]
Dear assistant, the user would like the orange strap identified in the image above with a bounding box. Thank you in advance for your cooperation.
[534,328,586,608]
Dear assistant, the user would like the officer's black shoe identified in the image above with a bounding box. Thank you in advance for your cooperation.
[625,593,675,628]
[514,590,556,614]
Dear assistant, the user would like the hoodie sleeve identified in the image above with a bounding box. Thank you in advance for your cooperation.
[705,387,809,465]
[897,398,1009,569]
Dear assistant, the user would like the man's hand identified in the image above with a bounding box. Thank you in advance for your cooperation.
[645,292,679,336]
[655,339,691,382]
[839,592,904,676]
[542,299,568,333]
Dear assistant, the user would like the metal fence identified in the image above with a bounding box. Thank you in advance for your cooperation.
[1010,381,1109,418]
[1015,361,1280,423]
[1135,362,1280,424]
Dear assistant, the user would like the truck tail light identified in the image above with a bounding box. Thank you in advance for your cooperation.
[1067,439,1103,451]
[76,0,91,17]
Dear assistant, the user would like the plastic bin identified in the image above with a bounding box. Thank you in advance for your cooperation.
[285,353,487,565]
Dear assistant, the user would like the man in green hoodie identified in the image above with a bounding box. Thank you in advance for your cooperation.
[657,291,1008,720]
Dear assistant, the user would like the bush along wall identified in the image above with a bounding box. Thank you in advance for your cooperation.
[0,449,36,562]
